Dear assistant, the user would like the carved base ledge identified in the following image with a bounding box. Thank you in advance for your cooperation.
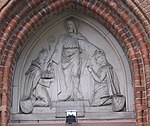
[10,120,136,126]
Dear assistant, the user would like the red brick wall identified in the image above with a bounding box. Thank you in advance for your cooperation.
[0,0,8,8]
[0,0,149,126]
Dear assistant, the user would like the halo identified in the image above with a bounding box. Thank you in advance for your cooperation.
[64,16,79,30]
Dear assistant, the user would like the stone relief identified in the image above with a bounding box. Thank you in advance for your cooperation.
[20,17,125,114]
[47,35,56,51]
[20,48,54,113]
[87,49,125,110]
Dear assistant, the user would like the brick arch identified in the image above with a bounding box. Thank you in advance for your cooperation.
[0,0,149,125]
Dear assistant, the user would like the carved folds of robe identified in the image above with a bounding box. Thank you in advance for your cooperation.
[91,64,121,106]
[51,33,97,101]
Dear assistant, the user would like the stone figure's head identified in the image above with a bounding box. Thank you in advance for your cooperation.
[38,48,48,60]
[65,17,79,34]
[93,49,106,66]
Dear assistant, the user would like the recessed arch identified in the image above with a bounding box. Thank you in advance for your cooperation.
[12,11,134,122]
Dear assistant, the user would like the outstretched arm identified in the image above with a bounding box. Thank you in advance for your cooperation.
[77,33,104,57]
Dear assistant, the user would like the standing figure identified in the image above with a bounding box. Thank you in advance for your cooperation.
[88,49,121,106]
[49,17,98,101]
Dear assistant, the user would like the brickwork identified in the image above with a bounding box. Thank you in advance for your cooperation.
[0,0,150,126]
[135,0,150,19]
[0,0,8,9]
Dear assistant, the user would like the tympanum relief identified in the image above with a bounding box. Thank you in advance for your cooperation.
[20,17,125,114]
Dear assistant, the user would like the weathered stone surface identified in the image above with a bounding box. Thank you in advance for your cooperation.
[11,13,134,122]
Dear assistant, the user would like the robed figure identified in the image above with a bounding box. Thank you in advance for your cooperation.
[49,17,98,101]
[20,48,52,113]
[88,49,125,111]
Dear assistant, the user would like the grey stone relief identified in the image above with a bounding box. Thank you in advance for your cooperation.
[20,17,125,114]
[20,48,54,113]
